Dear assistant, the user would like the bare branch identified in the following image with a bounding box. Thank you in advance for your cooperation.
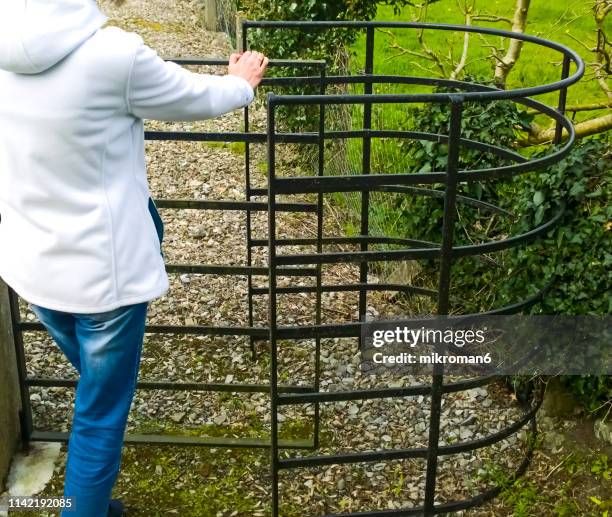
[593,0,612,102]
[472,14,512,24]
[565,31,597,53]
[450,0,475,80]
[527,101,612,114]
[409,60,445,77]
[377,28,448,77]
[475,33,507,68]
[412,0,449,77]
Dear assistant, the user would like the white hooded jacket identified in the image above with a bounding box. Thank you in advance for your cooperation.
[0,0,254,313]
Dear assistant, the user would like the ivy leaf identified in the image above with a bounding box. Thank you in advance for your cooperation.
[533,191,544,206]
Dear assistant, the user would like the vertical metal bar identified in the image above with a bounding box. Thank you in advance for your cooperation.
[267,95,280,517]
[8,289,33,446]
[554,54,571,145]
[359,26,375,347]
[241,24,258,360]
[313,64,326,449]
[424,99,463,516]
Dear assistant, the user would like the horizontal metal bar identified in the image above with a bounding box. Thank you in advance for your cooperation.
[30,431,314,450]
[20,278,551,338]
[144,131,317,144]
[326,129,527,164]
[437,396,540,455]
[318,438,536,516]
[166,264,272,275]
[249,236,439,248]
[450,204,564,258]
[276,247,440,265]
[271,279,556,340]
[279,445,428,468]
[260,76,333,88]
[166,57,325,69]
[157,126,526,159]
[153,199,317,213]
[276,322,361,339]
[245,21,583,99]
[318,421,537,516]
[145,109,571,182]
[272,173,446,194]
[251,283,436,298]
[279,385,432,405]
[164,264,317,276]
[146,130,263,142]
[249,188,268,196]
[376,186,515,218]
[20,322,269,337]
[145,325,268,337]
[479,280,552,316]
[26,378,316,394]
[277,398,539,468]
[322,506,424,516]
[272,205,563,265]
[143,125,533,167]
[261,87,577,184]
[277,375,496,405]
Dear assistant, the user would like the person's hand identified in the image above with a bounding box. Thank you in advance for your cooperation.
[228,50,269,90]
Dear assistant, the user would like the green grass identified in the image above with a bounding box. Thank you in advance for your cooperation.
[350,0,607,119]
[477,448,612,517]
[327,0,608,261]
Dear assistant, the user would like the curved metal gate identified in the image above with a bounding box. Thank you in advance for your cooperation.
[8,20,583,517]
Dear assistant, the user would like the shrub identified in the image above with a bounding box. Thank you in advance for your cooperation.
[237,0,413,131]
[499,135,611,417]
[352,80,611,415]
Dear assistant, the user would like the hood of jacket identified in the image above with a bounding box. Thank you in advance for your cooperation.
[0,0,107,74]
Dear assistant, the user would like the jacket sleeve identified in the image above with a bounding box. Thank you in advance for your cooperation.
[126,42,255,121]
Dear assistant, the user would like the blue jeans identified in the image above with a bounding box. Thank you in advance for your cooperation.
[31,302,148,517]
[28,197,163,516]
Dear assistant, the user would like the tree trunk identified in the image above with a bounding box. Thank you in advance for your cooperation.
[494,0,531,88]
[520,113,612,146]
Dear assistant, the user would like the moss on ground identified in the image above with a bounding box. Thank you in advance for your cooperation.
[477,446,611,517]
[105,18,186,35]
[116,444,269,516]
[115,416,327,516]
[201,141,247,155]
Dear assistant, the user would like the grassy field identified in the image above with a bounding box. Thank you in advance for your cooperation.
[349,0,609,120]
[322,0,609,245]
[308,0,611,324]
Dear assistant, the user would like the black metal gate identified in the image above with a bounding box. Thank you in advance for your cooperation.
[8,20,583,516]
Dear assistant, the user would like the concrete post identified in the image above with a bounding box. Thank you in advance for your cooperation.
[0,279,22,491]
[235,11,245,52]
[204,0,218,31]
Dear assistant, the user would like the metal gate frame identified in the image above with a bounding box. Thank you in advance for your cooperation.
[8,20,584,517]
[242,20,584,517]
[11,56,328,451]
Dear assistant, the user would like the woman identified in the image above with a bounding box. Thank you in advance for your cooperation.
[0,1,268,515]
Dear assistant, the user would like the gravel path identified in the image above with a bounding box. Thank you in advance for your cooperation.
[21,1,532,515]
